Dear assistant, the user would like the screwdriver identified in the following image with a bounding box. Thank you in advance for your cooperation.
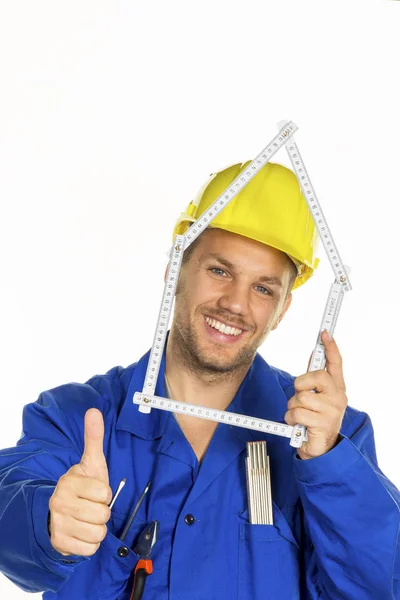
[120,480,151,541]
[109,478,126,509]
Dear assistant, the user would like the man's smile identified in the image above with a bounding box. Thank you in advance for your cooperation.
[202,314,248,344]
[204,315,243,336]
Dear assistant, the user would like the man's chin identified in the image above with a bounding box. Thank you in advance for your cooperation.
[175,328,255,373]
[194,348,251,374]
[199,359,233,373]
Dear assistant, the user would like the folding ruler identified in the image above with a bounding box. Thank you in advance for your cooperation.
[133,120,352,448]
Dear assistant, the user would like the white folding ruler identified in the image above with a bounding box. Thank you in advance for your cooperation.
[136,121,298,404]
[277,120,351,442]
[134,121,351,448]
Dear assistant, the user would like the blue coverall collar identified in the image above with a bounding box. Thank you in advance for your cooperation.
[116,346,170,440]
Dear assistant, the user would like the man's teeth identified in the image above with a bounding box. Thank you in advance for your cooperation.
[204,316,243,336]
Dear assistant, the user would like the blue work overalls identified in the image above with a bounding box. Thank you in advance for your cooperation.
[0,346,399,599]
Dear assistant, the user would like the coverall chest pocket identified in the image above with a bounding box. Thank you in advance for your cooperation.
[238,503,300,600]
[84,511,146,600]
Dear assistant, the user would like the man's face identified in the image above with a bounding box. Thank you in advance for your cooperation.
[171,228,294,374]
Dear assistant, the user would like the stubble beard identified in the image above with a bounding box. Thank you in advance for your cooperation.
[170,307,266,382]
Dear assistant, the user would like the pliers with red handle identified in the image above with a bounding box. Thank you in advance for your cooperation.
[130,520,159,600]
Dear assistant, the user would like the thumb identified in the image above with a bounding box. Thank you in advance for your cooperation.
[80,408,109,484]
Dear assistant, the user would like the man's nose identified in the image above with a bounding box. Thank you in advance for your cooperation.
[217,280,249,316]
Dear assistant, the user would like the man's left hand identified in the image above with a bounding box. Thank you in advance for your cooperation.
[284,330,348,461]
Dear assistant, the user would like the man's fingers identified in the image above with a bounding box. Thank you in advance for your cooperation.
[65,496,111,524]
[56,539,101,558]
[51,474,112,509]
[287,391,322,413]
[295,370,331,394]
[284,407,322,428]
[61,520,108,545]
[50,519,106,557]
[80,408,109,484]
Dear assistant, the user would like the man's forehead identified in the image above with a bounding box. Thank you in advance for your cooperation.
[195,228,286,262]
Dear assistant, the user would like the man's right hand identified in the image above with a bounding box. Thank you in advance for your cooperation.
[49,408,112,557]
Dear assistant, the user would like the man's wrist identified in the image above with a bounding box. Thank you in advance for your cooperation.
[293,435,363,484]
[298,433,343,460]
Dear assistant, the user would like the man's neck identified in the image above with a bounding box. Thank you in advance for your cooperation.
[165,333,250,412]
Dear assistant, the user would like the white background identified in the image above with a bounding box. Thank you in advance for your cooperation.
[1,1,399,597]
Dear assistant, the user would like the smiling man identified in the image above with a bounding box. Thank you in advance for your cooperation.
[0,161,399,599]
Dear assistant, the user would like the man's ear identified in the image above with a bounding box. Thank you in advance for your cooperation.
[271,292,292,331]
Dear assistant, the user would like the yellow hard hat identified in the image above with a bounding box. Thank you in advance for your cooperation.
[173,161,320,290]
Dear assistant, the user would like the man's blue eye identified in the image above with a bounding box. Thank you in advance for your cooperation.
[211,268,226,276]
[255,286,270,295]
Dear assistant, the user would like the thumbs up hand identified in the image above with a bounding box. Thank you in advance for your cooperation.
[49,409,113,557]
[79,408,110,485]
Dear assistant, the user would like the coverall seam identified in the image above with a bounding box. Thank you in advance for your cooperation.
[300,430,400,599]
[30,484,79,577]
[43,390,102,459]
[296,454,364,487]
[390,520,400,598]
[359,433,400,524]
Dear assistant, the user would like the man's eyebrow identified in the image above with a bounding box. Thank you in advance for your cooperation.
[258,275,283,288]
[201,253,283,288]
[201,253,235,271]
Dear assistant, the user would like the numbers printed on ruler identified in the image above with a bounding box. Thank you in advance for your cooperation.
[278,120,351,292]
[134,392,307,443]
[309,283,344,372]
[139,236,185,413]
